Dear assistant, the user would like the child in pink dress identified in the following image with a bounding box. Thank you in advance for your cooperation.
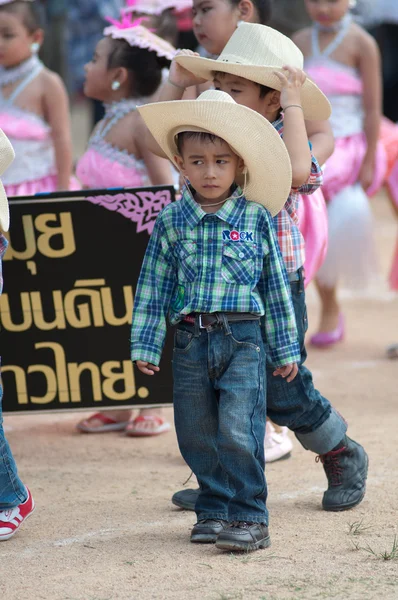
[0,1,76,195]
[294,0,386,347]
[76,15,176,436]
[124,0,193,46]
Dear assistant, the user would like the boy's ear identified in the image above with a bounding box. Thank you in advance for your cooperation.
[238,0,255,22]
[237,158,246,174]
[174,154,186,173]
[265,90,282,112]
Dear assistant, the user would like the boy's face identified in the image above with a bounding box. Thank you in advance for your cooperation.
[175,136,244,202]
[213,73,280,121]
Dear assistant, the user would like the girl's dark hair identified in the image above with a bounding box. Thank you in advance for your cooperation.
[0,0,42,33]
[107,39,171,98]
[229,0,273,25]
[176,131,225,154]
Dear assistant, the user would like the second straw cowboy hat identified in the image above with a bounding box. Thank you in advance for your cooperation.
[138,90,292,216]
[175,23,331,121]
[0,129,15,232]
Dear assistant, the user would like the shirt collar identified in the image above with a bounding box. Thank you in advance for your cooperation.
[180,185,247,229]
[272,114,284,131]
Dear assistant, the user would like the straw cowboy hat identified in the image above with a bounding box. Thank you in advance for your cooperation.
[138,90,292,216]
[0,129,15,232]
[175,23,331,121]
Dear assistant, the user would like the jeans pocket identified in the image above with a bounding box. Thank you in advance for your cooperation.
[229,322,262,351]
[221,243,258,285]
[175,240,198,283]
[173,328,195,353]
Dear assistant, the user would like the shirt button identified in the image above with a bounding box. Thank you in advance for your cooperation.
[239,252,244,258]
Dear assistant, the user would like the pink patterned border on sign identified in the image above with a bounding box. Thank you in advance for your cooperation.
[86,189,172,235]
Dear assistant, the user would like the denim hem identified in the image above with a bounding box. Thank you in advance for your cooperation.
[0,490,28,510]
[228,515,268,525]
[295,408,347,454]
[197,512,228,521]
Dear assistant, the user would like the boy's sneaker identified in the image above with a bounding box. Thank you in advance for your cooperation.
[190,519,228,543]
[264,423,293,463]
[215,522,271,552]
[316,436,369,512]
[0,488,35,541]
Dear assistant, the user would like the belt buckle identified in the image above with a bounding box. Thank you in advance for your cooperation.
[198,314,204,329]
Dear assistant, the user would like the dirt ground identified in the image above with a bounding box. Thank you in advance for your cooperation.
[1,193,397,600]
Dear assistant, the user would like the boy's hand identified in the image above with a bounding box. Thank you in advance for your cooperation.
[273,363,298,382]
[170,50,208,89]
[274,66,306,110]
[136,361,160,376]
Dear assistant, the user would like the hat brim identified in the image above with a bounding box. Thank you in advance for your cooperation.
[0,179,9,232]
[138,99,292,216]
[175,54,331,121]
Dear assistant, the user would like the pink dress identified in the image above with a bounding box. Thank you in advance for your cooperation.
[380,119,398,290]
[304,23,386,288]
[297,189,328,286]
[76,99,151,189]
[0,62,79,196]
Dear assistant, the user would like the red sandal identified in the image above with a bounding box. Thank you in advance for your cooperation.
[125,415,171,437]
[76,412,130,433]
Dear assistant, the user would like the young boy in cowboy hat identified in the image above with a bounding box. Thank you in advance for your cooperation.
[161,24,368,514]
[131,90,300,552]
[0,129,35,541]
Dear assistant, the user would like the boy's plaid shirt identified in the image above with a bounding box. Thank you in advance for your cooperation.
[131,188,300,368]
[0,233,7,296]
[273,115,323,273]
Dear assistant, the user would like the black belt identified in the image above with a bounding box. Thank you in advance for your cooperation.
[183,312,260,329]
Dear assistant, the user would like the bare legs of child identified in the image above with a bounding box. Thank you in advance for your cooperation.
[310,280,344,348]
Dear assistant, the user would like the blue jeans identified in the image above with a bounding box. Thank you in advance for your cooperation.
[266,268,347,454]
[172,319,268,524]
[0,365,27,509]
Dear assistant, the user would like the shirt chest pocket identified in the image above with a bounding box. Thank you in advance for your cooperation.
[221,243,260,285]
[175,240,198,283]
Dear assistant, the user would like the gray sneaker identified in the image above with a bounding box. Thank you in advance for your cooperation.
[190,519,228,543]
[317,436,369,512]
[172,488,199,511]
[216,521,271,552]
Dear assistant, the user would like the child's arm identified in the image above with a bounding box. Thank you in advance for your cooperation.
[145,50,207,158]
[275,66,312,188]
[131,216,176,370]
[42,71,73,191]
[257,210,300,379]
[135,119,175,186]
[305,119,335,166]
[357,29,382,191]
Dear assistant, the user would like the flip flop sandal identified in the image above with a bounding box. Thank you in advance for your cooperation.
[76,412,130,433]
[125,415,171,437]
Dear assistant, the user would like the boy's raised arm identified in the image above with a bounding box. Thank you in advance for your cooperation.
[145,50,207,158]
[305,118,335,167]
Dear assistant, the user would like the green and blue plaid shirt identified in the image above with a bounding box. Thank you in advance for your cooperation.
[131,187,300,368]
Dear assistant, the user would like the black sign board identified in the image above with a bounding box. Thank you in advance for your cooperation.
[0,186,175,413]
